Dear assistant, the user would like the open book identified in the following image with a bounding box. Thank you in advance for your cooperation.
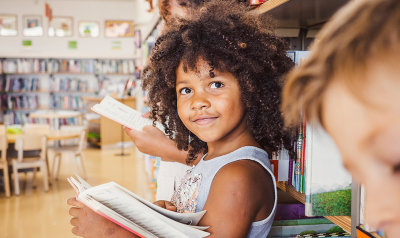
[91,95,164,132]
[68,175,210,238]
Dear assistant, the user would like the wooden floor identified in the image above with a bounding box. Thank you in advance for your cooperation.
[0,146,153,238]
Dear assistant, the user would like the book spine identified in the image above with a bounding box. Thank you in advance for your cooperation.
[301,115,306,193]
[296,118,303,191]
[288,157,293,186]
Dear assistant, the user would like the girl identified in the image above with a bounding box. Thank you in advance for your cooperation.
[67,1,293,237]
[126,0,251,201]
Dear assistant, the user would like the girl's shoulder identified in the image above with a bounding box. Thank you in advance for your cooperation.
[214,159,272,194]
[202,158,276,226]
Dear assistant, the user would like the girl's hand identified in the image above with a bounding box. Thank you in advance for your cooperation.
[153,200,177,212]
[124,122,188,164]
[67,197,138,238]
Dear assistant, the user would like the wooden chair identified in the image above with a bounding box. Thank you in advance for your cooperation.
[11,134,49,196]
[23,123,51,177]
[52,125,88,181]
[0,125,10,197]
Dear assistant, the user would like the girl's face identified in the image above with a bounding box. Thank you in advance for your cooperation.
[322,62,400,237]
[175,60,246,143]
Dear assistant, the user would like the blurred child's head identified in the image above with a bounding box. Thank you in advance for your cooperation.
[282,0,400,235]
[144,1,293,163]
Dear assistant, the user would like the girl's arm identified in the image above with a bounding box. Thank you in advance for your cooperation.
[67,197,140,238]
[124,125,188,164]
[197,160,275,237]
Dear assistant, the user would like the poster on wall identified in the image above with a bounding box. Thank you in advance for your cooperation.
[105,20,133,38]
[48,16,73,37]
[0,15,18,36]
[78,21,100,38]
[23,15,43,36]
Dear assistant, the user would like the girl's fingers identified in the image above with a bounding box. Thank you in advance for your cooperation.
[141,111,151,118]
[165,201,177,212]
[70,217,79,226]
[153,200,167,208]
[71,227,81,236]
[67,197,84,208]
[69,207,83,217]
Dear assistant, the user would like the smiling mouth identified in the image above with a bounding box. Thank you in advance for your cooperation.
[193,117,218,126]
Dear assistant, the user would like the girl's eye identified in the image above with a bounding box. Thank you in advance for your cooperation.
[210,82,224,89]
[180,88,192,95]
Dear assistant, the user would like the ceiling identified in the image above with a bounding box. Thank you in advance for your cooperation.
[262,0,350,29]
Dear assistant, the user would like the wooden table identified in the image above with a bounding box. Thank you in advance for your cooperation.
[29,110,83,129]
[7,130,81,143]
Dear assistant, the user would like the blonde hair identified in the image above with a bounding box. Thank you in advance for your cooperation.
[282,0,400,127]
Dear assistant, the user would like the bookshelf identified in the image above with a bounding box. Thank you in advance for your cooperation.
[276,181,352,233]
[0,57,136,125]
[277,182,382,237]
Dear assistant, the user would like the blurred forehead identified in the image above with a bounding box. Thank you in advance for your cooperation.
[321,62,400,168]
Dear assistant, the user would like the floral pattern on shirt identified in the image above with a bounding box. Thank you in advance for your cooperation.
[170,168,202,213]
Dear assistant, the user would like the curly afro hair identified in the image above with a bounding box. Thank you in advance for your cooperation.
[143,0,294,164]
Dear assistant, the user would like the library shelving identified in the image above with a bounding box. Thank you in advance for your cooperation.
[276,181,382,238]
[0,57,136,126]
[276,181,352,233]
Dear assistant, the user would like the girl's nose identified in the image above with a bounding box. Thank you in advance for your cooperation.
[191,93,210,110]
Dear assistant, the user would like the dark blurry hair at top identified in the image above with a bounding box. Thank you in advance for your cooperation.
[160,0,250,21]
[144,0,294,164]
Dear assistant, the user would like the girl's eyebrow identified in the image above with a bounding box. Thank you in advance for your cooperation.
[176,80,189,85]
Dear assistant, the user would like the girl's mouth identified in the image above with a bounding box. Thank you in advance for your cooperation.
[192,115,218,126]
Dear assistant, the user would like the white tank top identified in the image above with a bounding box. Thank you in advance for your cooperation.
[171,146,277,238]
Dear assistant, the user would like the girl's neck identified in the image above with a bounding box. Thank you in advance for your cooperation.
[204,118,262,161]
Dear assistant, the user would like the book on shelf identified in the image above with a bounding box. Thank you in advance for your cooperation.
[1,77,40,92]
[68,174,209,238]
[50,77,88,92]
[95,59,135,75]
[1,58,47,74]
[295,116,303,192]
[3,111,83,126]
[2,94,39,110]
[280,51,352,217]
[270,149,290,182]
[1,58,136,75]
[301,114,306,193]
[304,124,352,216]
[91,95,164,132]
[50,59,95,74]
[51,95,85,110]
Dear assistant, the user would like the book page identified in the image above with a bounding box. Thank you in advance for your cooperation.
[112,182,207,226]
[91,95,164,132]
[70,175,206,225]
[69,175,209,236]
[81,184,208,238]
[79,196,156,238]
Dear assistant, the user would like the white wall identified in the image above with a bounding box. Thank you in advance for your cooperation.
[0,0,159,59]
